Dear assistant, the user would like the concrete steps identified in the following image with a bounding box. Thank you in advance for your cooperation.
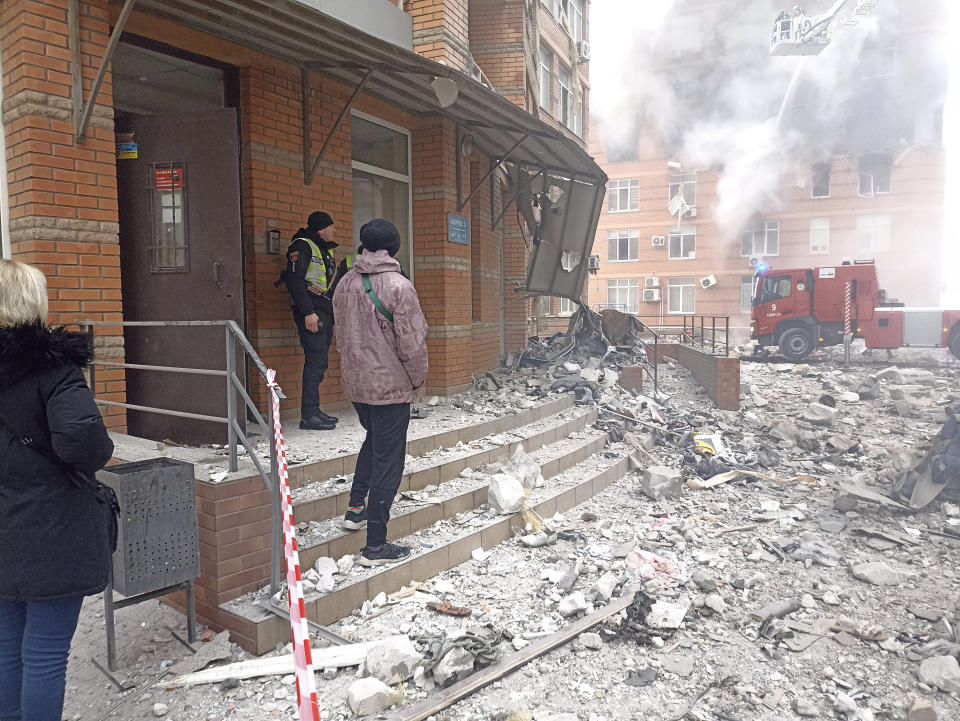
[218,396,632,654]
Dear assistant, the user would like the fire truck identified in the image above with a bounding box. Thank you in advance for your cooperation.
[750,260,960,362]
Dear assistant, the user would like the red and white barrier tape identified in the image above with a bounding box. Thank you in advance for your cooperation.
[844,280,853,336]
[267,369,320,721]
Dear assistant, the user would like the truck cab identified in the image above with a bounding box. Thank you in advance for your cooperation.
[751,267,817,360]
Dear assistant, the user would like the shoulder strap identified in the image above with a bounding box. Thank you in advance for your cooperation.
[362,273,394,323]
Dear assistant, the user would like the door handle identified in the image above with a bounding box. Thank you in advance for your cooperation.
[214,256,224,289]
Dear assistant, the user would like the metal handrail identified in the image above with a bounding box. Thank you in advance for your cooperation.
[681,315,731,357]
[79,319,284,593]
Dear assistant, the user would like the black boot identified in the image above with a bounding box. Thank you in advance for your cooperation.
[300,415,336,431]
[315,409,339,424]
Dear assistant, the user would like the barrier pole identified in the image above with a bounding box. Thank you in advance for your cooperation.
[266,369,320,721]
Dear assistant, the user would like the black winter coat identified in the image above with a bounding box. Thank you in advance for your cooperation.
[0,325,114,600]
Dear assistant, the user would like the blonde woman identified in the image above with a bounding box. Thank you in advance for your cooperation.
[0,260,114,721]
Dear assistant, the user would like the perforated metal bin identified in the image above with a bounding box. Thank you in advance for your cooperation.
[97,457,199,597]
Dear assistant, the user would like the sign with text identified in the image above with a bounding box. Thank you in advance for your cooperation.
[447,214,470,245]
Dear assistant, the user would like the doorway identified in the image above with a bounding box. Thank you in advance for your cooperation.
[114,40,244,443]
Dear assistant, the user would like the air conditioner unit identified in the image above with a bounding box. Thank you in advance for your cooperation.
[576,41,591,61]
[642,288,661,302]
[587,254,600,270]
[748,255,763,268]
[644,276,660,288]
[687,207,697,218]
[652,235,666,247]
[699,274,718,289]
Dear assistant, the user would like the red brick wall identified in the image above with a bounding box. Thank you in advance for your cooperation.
[675,344,740,411]
[1,0,126,429]
[406,0,470,70]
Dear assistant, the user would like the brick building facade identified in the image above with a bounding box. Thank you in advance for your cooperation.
[587,0,947,342]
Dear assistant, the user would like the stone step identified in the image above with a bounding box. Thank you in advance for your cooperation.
[221,448,630,654]
[295,428,608,573]
[284,395,575,491]
[291,405,599,527]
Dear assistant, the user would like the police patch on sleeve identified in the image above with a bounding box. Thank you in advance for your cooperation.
[289,251,299,262]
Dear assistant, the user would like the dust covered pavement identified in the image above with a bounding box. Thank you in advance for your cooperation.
[63,346,960,721]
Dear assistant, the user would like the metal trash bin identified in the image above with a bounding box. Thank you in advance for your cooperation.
[96,457,199,670]
[98,457,200,595]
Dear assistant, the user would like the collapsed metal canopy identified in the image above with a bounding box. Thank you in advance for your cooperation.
[115,0,605,184]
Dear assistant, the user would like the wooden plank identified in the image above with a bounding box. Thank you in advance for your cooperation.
[386,587,642,721]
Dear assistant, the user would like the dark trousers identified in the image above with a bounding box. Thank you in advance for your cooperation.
[0,596,84,721]
[293,311,332,420]
[348,402,411,547]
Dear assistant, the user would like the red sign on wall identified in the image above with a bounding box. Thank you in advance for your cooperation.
[155,167,184,191]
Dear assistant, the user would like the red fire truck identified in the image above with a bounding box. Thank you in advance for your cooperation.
[750,260,960,362]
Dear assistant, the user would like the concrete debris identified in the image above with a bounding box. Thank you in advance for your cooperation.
[919,656,960,694]
[907,697,939,721]
[364,636,421,685]
[592,571,619,602]
[431,647,476,687]
[645,598,690,629]
[850,561,901,586]
[661,654,695,677]
[488,473,526,514]
[347,677,400,717]
[625,549,687,588]
[152,703,169,717]
[578,632,602,650]
[639,465,683,500]
[802,402,838,426]
[558,592,589,618]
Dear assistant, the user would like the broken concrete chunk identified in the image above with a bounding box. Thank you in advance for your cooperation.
[645,598,690,629]
[661,653,695,677]
[850,561,900,586]
[364,636,421,685]
[691,568,717,592]
[578,632,602,650]
[313,557,338,576]
[767,419,802,443]
[803,402,838,426]
[487,473,525,514]
[347,677,400,717]
[640,465,683,500]
[592,571,619,602]
[432,647,475,687]
[704,593,727,613]
[907,697,938,721]
[558,591,588,617]
[857,377,881,400]
[919,655,960,694]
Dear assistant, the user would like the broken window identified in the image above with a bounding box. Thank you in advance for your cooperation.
[810,217,830,254]
[558,296,576,316]
[858,153,891,196]
[668,277,695,314]
[607,229,639,262]
[607,278,639,314]
[607,179,639,213]
[856,214,891,253]
[812,162,830,198]
[740,275,755,313]
[668,172,696,206]
[740,220,779,257]
[539,45,552,112]
[558,65,572,128]
[668,226,695,260]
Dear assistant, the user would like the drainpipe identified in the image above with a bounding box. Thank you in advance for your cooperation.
[0,44,11,258]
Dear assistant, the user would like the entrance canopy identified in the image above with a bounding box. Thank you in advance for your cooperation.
[109,0,607,298]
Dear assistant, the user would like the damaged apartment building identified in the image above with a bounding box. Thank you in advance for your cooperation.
[0,0,602,639]
[587,0,947,341]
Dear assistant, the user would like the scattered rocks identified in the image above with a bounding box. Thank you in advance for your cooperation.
[850,561,900,586]
[432,647,475,687]
[488,473,525,514]
[558,591,588,617]
[578,632,602,650]
[803,402,838,426]
[639,465,682,500]
[365,636,421,685]
[919,656,960,694]
[907,697,938,721]
[347,678,399,717]
[152,703,169,717]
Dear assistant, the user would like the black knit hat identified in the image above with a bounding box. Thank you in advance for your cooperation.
[307,211,334,231]
[359,218,401,257]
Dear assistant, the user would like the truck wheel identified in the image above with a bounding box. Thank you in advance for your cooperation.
[950,327,960,360]
[779,327,814,362]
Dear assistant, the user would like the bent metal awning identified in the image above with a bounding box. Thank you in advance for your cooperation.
[102,0,607,299]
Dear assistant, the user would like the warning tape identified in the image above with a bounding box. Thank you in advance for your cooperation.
[267,369,320,721]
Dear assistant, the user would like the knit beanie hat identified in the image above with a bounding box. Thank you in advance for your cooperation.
[307,211,334,232]
[359,218,402,257]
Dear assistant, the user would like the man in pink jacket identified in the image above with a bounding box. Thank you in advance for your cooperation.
[333,219,429,566]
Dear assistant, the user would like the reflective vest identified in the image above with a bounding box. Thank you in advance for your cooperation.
[296,236,334,294]
[344,253,356,270]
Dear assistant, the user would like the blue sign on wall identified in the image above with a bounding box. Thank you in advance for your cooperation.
[448,214,470,245]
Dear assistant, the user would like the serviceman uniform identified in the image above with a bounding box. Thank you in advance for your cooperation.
[282,211,340,431]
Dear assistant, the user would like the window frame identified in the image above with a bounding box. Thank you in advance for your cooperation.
[858,153,892,196]
[558,296,576,316]
[351,110,414,280]
[607,229,640,262]
[809,217,830,255]
[668,172,696,206]
[558,65,572,127]
[668,225,696,260]
[607,178,640,213]
[740,275,756,313]
[856,214,891,253]
[607,278,640,314]
[539,45,552,112]
[148,162,190,274]
[667,277,696,315]
[740,220,780,257]
[811,162,831,199]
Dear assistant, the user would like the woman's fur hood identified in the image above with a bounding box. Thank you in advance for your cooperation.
[0,324,92,391]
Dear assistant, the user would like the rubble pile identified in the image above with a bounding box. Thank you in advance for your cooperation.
[63,339,960,721]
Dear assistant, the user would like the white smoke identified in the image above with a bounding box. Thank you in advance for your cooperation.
[592,0,894,241]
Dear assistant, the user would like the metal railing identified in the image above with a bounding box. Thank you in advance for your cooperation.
[80,319,284,593]
[681,315,731,357]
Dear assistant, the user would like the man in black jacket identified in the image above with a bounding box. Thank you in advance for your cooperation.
[281,211,340,431]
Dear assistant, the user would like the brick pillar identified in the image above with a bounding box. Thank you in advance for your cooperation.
[469,0,527,107]
[469,156,503,372]
[1,0,125,430]
[502,206,530,353]
[405,0,470,71]
[412,117,473,393]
